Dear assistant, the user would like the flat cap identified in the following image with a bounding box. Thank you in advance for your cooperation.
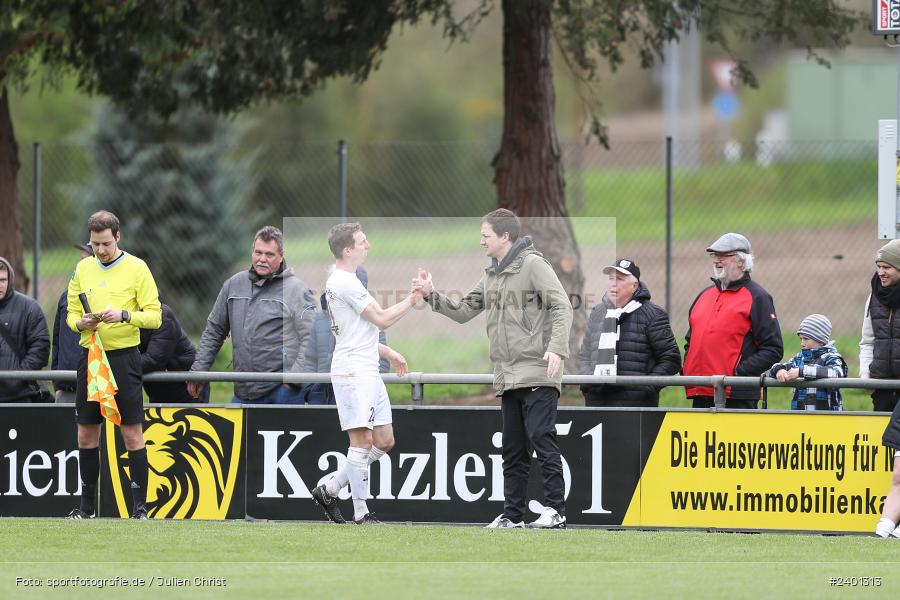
[707,232,751,254]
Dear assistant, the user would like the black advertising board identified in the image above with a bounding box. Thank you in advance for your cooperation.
[0,404,890,532]
[0,406,80,516]
[245,406,654,525]
[874,0,900,35]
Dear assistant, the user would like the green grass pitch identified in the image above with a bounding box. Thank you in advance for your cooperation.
[1,519,898,598]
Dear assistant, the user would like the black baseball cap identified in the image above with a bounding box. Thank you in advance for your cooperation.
[602,258,640,280]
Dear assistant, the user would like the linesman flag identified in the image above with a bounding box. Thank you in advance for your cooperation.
[87,331,121,426]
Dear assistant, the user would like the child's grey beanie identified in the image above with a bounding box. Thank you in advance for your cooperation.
[797,314,832,345]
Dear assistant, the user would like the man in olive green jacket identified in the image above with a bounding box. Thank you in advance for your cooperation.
[414,209,573,529]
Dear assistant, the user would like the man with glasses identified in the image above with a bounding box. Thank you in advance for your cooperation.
[682,233,782,409]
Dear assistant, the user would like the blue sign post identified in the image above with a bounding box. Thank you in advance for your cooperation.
[712,91,740,122]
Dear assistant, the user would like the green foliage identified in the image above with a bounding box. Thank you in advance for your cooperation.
[78,98,255,332]
[543,0,865,144]
[51,1,470,119]
[4,1,476,124]
[551,0,864,82]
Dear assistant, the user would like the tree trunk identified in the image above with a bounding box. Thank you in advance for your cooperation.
[0,86,28,293]
[493,0,587,365]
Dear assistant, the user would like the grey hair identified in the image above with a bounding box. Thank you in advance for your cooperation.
[606,271,639,287]
[736,251,754,273]
[254,226,284,253]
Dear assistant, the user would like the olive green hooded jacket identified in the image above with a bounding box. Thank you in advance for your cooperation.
[427,238,572,394]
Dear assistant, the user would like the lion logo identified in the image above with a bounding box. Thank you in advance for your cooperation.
[106,407,242,519]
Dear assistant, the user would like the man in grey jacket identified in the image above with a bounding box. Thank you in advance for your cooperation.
[188,226,316,403]
[413,209,573,529]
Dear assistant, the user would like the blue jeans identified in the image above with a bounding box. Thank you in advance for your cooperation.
[305,383,336,405]
[232,385,307,405]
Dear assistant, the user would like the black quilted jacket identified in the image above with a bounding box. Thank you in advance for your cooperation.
[578,283,681,405]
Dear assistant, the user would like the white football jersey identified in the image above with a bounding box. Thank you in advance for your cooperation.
[325,268,379,375]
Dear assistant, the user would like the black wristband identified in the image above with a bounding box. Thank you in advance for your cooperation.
[122,310,131,323]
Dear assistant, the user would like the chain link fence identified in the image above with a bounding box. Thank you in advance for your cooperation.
[14,138,882,386]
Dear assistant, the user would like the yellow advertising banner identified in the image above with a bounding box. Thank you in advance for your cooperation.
[624,412,893,532]
[105,407,244,519]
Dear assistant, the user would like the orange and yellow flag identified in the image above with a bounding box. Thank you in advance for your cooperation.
[87,331,120,426]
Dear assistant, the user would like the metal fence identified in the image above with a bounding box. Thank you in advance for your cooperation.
[12,137,884,376]
[1,369,895,410]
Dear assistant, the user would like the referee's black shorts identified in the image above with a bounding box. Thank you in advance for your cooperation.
[75,346,144,425]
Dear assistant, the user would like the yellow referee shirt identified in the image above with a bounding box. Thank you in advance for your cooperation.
[66,252,162,349]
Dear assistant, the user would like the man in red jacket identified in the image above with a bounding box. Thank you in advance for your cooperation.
[683,233,783,409]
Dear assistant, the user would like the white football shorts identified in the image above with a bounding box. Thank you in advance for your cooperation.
[332,374,392,431]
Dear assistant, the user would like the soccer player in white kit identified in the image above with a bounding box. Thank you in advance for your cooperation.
[312,222,421,524]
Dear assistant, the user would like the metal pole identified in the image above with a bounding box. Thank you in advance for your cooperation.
[409,372,424,406]
[663,37,680,152]
[665,136,673,316]
[896,45,900,235]
[33,142,41,302]
[712,376,727,409]
[338,139,348,223]
[411,383,424,406]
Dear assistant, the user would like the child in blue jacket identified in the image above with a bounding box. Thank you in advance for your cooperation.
[769,314,847,411]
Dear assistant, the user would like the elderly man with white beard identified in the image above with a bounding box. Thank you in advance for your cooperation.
[682,233,783,409]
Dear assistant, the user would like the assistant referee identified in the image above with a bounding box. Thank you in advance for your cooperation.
[65,210,161,520]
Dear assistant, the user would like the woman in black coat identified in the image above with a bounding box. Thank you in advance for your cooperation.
[578,259,681,407]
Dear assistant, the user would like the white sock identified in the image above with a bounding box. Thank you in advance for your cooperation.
[325,447,383,503]
[325,474,347,497]
[345,447,371,520]
[367,447,386,466]
[875,517,896,538]
[892,524,900,539]
[326,461,350,497]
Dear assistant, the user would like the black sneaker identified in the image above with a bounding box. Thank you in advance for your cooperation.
[354,512,382,525]
[65,507,95,520]
[311,485,346,524]
[130,503,149,520]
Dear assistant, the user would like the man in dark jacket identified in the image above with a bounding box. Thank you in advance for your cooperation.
[579,259,681,407]
[0,257,50,402]
[51,243,92,402]
[873,238,900,536]
[683,233,783,409]
[859,238,900,412]
[304,266,388,404]
[140,303,207,403]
